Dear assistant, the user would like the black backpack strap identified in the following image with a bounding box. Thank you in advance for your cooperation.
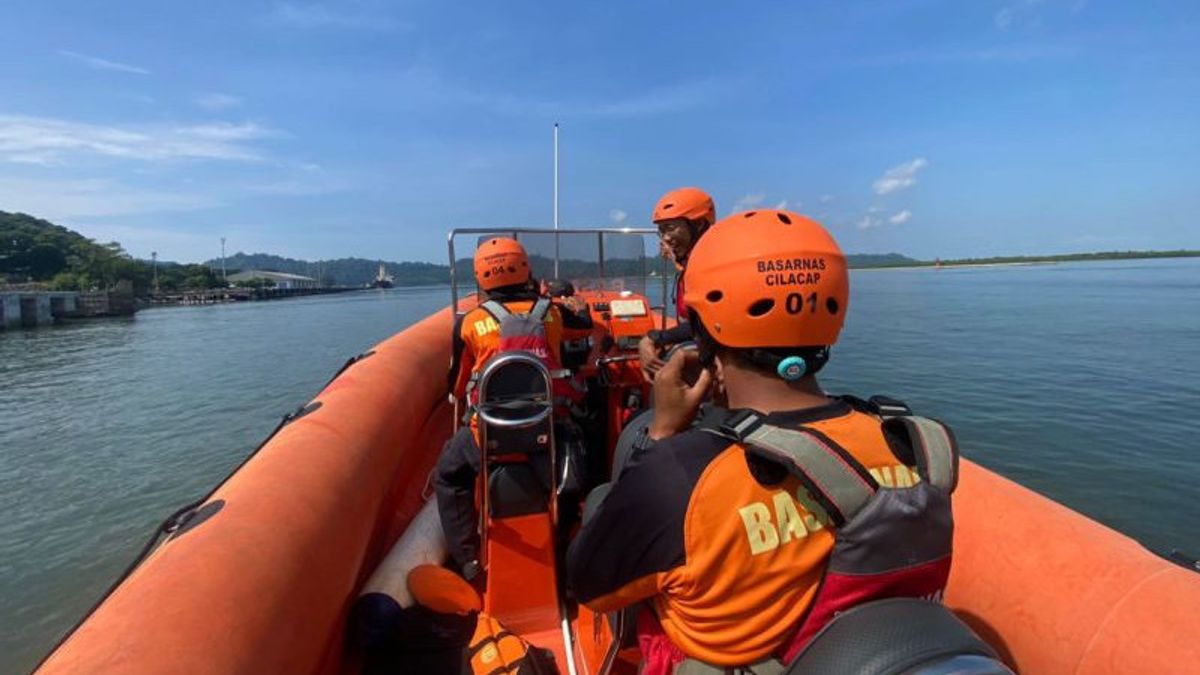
[881,416,959,492]
[481,299,511,321]
[711,410,878,528]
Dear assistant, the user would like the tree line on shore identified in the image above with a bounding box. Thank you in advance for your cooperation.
[1,211,224,294]
[5,210,1199,296]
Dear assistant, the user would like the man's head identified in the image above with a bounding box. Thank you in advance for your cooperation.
[544,278,576,298]
[683,209,848,390]
[473,237,531,293]
[653,187,716,264]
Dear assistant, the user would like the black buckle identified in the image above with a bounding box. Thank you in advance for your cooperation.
[868,395,912,418]
[720,409,764,440]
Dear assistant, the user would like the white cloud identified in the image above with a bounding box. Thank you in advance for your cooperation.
[857,214,883,230]
[861,44,1075,66]
[58,50,150,75]
[731,192,766,214]
[195,93,243,110]
[266,3,403,30]
[0,177,216,219]
[0,115,281,165]
[994,0,1083,30]
[872,158,928,195]
[244,180,344,197]
[819,194,835,204]
[609,209,628,224]
[587,81,723,118]
[994,7,1017,29]
[857,209,913,230]
[391,67,721,119]
[775,199,795,210]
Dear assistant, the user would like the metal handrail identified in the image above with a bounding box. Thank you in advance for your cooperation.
[447,227,664,313]
[474,352,559,577]
[474,353,555,429]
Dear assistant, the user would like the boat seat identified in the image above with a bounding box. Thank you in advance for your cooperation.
[475,352,556,521]
[473,353,568,642]
[488,462,551,519]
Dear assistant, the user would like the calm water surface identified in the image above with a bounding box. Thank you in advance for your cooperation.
[2,260,1199,672]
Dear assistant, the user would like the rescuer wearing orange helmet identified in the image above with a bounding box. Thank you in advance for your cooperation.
[567,210,960,672]
[638,187,716,381]
[437,237,569,579]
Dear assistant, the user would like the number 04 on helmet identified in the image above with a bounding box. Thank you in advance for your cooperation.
[682,209,849,350]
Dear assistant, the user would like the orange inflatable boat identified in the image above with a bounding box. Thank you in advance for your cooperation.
[35,229,1200,674]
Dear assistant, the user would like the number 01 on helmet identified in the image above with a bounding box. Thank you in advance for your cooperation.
[682,209,849,350]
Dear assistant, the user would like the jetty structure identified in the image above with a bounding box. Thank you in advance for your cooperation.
[0,286,136,329]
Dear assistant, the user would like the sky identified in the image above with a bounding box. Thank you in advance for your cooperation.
[1,0,1197,263]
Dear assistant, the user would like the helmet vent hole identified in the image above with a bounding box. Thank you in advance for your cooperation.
[826,298,840,314]
[483,271,491,278]
[706,290,724,303]
[777,213,792,225]
[664,203,675,210]
[748,298,775,317]
[744,211,756,218]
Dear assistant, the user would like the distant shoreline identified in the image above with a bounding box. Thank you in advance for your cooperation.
[849,250,1200,271]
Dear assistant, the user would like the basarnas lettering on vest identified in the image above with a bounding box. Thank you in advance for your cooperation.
[737,463,921,555]
[473,310,555,338]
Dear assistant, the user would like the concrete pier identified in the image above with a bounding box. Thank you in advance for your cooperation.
[0,291,82,329]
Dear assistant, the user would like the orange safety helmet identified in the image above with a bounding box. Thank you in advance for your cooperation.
[473,237,531,291]
[683,209,849,349]
[652,187,716,230]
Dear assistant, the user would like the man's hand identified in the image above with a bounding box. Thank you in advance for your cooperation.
[561,295,587,314]
[648,349,713,441]
[659,238,676,264]
[637,334,666,383]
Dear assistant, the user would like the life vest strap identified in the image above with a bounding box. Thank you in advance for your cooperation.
[482,297,552,323]
[703,409,878,528]
[882,416,959,492]
[480,299,510,321]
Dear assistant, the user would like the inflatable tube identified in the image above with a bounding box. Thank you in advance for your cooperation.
[351,498,448,648]
[37,305,1200,674]
[947,462,1200,674]
[358,497,447,610]
[39,309,457,675]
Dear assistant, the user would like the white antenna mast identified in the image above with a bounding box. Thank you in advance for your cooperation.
[553,123,560,277]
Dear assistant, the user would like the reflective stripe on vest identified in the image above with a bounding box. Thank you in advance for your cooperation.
[466,298,556,402]
[737,423,877,528]
[883,415,958,492]
[482,297,551,324]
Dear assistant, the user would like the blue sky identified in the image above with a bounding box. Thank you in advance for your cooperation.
[1,0,1197,263]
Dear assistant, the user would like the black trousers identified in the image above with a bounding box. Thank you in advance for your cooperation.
[434,427,482,570]
[434,421,587,573]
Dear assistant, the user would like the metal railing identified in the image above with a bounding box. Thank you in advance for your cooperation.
[447,227,668,322]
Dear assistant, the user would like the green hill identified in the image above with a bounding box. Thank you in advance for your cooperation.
[210,251,924,287]
[213,252,455,287]
[12,208,1196,297]
[1,210,221,292]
